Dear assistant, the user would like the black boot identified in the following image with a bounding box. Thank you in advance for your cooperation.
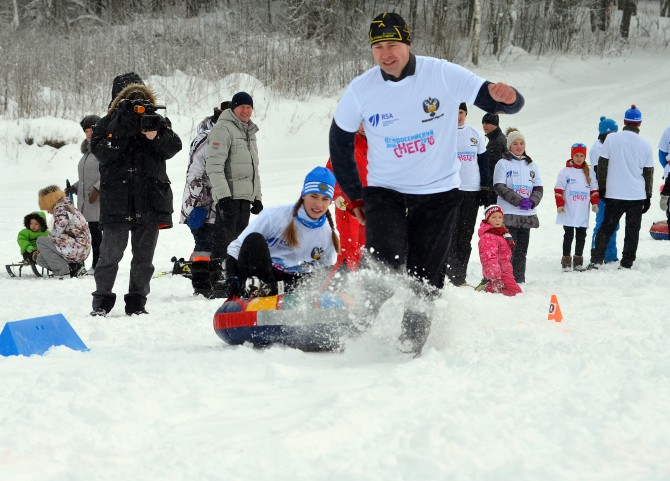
[398,308,432,357]
[68,262,86,277]
[191,259,212,297]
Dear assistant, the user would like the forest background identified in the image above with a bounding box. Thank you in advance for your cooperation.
[1,0,669,124]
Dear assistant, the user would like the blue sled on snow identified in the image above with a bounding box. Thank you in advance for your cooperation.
[0,313,88,357]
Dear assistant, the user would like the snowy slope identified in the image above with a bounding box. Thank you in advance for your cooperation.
[1,52,670,481]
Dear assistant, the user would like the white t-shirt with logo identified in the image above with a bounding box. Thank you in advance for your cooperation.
[493,157,543,216]
[334,56,485,194]
[600,130,654,200]
[457,124,486,191]
[589,139,604,168]
[554,165,598,228]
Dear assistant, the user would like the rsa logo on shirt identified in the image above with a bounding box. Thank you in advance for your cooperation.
[368,112,398,128]
[421,97,444,123]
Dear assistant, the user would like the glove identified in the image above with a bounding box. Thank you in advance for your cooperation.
[112,99,141,136]
[503,232,515,249]
[250,199,264,215]
[642,197,651,214]
[557,206,565,214]
[591,204,599,213]
[32,250,39,262]
[216,197,235,220]
[660,195,669,211]
[186,206,208,229]
[88,187,100,204]
[518,198,534,211]
[223,276,242,298]
[64,185,76,195]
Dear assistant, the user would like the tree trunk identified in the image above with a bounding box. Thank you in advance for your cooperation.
[470,0,481,65]
[12,0,20,29]
[186,0,199,17]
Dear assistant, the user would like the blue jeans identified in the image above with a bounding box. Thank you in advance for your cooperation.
[191,223,216,253]
[591,199,619,263]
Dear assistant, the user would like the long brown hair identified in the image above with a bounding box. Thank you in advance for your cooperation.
[282,198,341,253]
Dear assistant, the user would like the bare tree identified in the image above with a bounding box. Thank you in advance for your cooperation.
[12,0,19,29]
[470,0,482,64]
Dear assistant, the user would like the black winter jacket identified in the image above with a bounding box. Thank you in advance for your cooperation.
[91,84,182,227]
[485,127,507,189]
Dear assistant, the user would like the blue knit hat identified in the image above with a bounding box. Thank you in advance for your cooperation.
[301,167,336,200]
[598,116,618,135]
[624,104,642,125]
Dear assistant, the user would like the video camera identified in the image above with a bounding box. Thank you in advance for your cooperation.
[129,99,167,132]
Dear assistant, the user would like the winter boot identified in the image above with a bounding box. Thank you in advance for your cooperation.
[397,308,432,357]
[68,262,87,277]
[573,256,585,271]
[191,258,213,297]
[561,256,572,272]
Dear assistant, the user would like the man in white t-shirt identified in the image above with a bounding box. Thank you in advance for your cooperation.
[589,105,654,269]
[329,12,525,355]
[446,102,488,286]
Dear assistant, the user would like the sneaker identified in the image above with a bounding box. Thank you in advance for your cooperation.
[90,308,108,317]
[244,277,278,298]
[126,309,149,316]
[474,278,489,292]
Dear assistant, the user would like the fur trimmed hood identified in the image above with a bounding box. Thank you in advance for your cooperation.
[107,83,157,115]
[23,211,48,231]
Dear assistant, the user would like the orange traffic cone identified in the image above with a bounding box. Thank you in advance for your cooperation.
[548,294,563,322]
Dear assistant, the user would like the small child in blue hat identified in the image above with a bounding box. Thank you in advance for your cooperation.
[221,167,341,298]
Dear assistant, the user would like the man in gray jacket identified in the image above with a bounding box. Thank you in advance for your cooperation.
[206,91,263,291]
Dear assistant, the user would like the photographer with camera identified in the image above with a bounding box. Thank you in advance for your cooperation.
[206,91,263,296]
[89,73,182,316]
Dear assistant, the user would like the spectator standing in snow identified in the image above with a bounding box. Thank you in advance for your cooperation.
[222,167,339,298]
[589,105,654,270]
[17,211,49,263]
[446,102,488,287]
[90,72,182,316]
[482,113,507,206]
[329,12,525,355]
[325,123,369,271]
[180,101,230,298]
[477,204,521,296]
[589,116,620,263]
[493,128,543,283]
[206,91,263,294]
[554,143,599,272]
[36,185,91,278]
[65,114,102,274]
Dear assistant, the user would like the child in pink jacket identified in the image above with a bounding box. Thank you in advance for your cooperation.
[477,205,522,296]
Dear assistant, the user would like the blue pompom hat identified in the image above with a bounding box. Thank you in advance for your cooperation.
[598,116,618,135]
[624,104,642,125]
[302,167,336,200]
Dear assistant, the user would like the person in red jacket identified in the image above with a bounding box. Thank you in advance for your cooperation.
[477,204,522,296]
[326,123,368,270]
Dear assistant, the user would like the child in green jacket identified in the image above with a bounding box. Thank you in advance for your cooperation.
[17,212,49,262]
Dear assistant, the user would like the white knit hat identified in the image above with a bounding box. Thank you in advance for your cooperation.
[506,127,526,150]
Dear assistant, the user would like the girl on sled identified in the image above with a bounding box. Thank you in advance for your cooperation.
[221,166,340,298]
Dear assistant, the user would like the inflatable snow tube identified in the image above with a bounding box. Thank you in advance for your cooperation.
[650,220,669,240]
[213,292,356,352]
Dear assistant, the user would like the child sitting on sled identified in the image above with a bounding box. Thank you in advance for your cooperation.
[35,185,92,278]
[17,212,49,262]
[221,166,340,298]
[476,204,522,296]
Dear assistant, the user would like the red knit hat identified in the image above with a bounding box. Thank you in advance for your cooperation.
[571,142,587,159]
[484,204,503,223]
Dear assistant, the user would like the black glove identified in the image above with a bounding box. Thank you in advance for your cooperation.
[223,276,242,298]
[111,99,141,136]
[64,185,76,196]
[250,199,263,215]
[642,197,651,214]
[216,197,235,220]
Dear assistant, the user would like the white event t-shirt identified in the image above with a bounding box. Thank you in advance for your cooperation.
[600,130,654,200]
[457,124,486,191]
[334,56,485,194]
[555,165,598,228]
[493,157,543,216]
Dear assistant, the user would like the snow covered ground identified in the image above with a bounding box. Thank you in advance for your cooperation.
[1,51,670,481]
